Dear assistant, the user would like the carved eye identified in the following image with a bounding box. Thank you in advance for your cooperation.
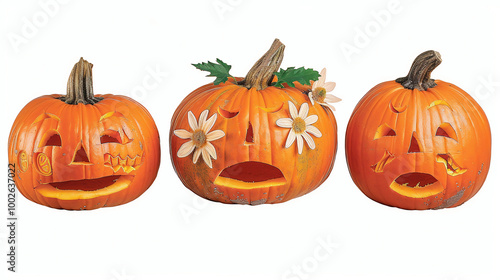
[218,107,239,119]
[39,130,62,147]
[374,124,396,139]
[436,123,458,142]
[100,129,122,144]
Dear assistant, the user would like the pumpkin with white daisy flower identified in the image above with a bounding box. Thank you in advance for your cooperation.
[170,39,339,205]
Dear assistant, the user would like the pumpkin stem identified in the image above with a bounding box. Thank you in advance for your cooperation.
[242,38,285,90]
[60,57,103,105]
[396,50,442,91]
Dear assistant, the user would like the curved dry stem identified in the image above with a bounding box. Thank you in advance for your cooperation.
[396,50,442,91]
[60,57,103,105]
[242,39,285,90]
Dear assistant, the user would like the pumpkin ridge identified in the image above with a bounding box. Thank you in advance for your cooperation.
[258,87,273,203]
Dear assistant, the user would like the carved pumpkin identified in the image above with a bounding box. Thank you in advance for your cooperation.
[170,40,338,205]
[8,58,161,210]
[346,51,491,210]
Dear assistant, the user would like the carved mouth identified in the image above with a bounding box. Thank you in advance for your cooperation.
[389,172,444,198]
[104,153,142,173]
[34,175,134,200]
[214,161,286,189]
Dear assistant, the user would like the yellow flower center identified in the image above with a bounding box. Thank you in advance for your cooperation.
[192,130,207,148]
[293,117,306,133]
[312,87,327,103]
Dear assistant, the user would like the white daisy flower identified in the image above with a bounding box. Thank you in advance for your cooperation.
[173,110,225,168]
[276,101,322,155]
[309,68,341,111]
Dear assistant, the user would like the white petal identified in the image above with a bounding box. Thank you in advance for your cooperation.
[296,134,304,154]
[302,132,315,150]
[306,125,322,137]
[202,113,217,133]
[325,94,342,103]
[201,148,212,168]
[188,111,198,130]
[288,101,298,119]
[204,142,217,160]
[193,148,202,164]
[308,92,315,105]
[173,129,192,139]
[318,68,327,86]
[198,110,209,129]
[305,114,318,125]
[206,130,225,141]
[298,102,309,119]
[177,141,195,158]
[276,118,293,128]
[285,130,297,148]
[312,80,319,91]
[323,82,336,92]
[321,103,336,112]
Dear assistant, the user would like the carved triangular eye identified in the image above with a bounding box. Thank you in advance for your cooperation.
[436,123,458,142]
[374,124,396,139]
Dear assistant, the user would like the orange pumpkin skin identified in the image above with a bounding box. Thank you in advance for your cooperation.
[346,51,491,210]
[170,78,337,205]
[8,60,161,210]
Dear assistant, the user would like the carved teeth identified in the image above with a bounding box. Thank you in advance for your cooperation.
[123,166,135,173]
[104,154,142,174]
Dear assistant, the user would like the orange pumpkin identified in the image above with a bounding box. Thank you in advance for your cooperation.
[346,51,491,210]
[8,58,161,210]
[170,40,338,205]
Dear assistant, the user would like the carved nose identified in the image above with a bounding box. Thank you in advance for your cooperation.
[245,121,254,145]
[408,132,423,153]
[71,142,92,165]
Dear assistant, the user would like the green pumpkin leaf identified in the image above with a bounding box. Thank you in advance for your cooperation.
[192,59,233,85]
[273,67,320,88]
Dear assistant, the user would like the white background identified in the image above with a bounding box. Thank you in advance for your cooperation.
[1,0,499,279]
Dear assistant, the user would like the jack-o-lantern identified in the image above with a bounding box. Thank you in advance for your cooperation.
[346,51,491,210]
[170,39,339,205]
[8,58,161,210]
